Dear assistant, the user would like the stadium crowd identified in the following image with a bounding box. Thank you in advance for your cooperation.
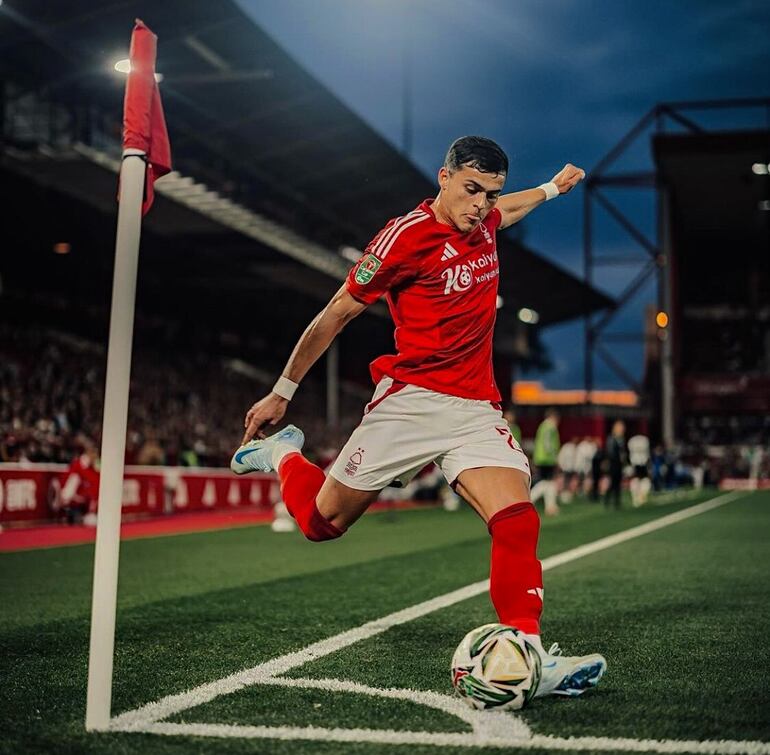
[0,324,357,468]
[2,324,766,501]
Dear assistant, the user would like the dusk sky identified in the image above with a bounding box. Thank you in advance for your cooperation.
[238,0,770,389]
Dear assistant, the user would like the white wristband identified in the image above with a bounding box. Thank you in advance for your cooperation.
[538,181,560,201]
[272,376,298,401]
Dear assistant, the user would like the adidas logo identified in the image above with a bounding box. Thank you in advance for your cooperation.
[440,242,460,262]
[527,587,544,600]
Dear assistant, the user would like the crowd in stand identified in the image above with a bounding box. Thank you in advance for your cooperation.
[0,324,357,468]
[2,325,767,496]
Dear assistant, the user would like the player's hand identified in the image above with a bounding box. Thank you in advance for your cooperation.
[242,393,288,444]
[550,163,585,194]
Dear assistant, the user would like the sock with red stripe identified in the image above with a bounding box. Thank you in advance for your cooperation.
[277,452,345,542]
[487,501,543,635]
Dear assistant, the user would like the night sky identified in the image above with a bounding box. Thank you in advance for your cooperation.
[238,0,770,389]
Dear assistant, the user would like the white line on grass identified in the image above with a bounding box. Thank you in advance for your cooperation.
[109,491,767,754]
[132,722,770,754]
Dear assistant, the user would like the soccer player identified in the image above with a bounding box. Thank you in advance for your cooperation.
[628,432,651,506]
[530,409,561,516]
[232,136,606,699]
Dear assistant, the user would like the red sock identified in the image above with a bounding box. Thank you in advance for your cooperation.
[278,453,345,542]
[488,501,543,635]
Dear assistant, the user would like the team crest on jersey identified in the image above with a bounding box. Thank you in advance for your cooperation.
[355,254,382,285]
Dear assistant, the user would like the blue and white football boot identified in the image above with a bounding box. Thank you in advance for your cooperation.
[230,425,305,475]
[535,643,607,697]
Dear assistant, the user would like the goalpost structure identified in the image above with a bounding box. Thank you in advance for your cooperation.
[85,20,170,731]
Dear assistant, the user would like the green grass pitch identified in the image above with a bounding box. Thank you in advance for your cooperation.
[1,491,769,754]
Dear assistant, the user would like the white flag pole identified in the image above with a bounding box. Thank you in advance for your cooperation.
[85,147,146,731]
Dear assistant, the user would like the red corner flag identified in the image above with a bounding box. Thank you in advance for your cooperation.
[122,19,171,215]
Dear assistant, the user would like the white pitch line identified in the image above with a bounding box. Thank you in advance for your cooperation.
[139,721,516,749]
[108,491,763,755]
[128,722,770,754]
[259,675,532,740]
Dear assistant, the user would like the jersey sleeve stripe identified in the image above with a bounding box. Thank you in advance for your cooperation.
[370,210,420,258]
[378,213,429,259]
[371,209,426,259]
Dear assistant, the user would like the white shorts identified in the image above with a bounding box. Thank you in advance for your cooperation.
[328,377,531,492]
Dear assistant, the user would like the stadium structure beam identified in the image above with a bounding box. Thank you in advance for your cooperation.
[583,97,770,441]
[592,187,658,257]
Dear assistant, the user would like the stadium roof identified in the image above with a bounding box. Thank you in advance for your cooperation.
[0,0,613,356]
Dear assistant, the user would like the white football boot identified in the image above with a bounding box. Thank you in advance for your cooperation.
[230,425,305,474]
[535,642,607,697]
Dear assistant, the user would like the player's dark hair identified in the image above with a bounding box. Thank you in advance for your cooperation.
[444,136,508,176]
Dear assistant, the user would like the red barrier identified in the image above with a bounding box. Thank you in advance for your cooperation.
[0,464,279,524]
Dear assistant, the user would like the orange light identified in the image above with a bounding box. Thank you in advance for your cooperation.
[53,242,71,255]
[512,381,637,407]
[655,311,669,328]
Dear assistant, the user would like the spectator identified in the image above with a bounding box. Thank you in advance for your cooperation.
[137,431,165,466]
[59,437,100,525]
[530,409,560,516]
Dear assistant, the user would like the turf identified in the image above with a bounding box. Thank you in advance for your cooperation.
[1,491,768,755]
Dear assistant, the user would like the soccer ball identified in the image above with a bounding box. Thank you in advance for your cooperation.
[451,623,541,710]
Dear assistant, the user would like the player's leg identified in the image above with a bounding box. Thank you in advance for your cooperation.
[316,475,380,530]
[543,468,559,516]
[629,474,641,506]
[231,424,363,541]
[639,473,651,503]
[453,466,541,637]
[455,465,606,698]
[276,449,380,540]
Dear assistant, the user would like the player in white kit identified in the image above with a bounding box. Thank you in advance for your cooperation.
[628,433,651,506]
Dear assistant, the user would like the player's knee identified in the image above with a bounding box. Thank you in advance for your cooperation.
[298,503,346,542]
[303,527,344,543]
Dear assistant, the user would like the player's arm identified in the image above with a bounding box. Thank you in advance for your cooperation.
[496,163,585,230]
[242,284,366,443]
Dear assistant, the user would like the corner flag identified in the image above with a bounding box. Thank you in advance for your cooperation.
[86,20,171,732]
[122,19,171,214]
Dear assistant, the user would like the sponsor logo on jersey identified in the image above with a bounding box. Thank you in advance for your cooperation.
[440,242,460,262]
[354,254,382,285]
[467,251,498,272]
[440,249,499,295]
[480,222,493,245]
[442,264,474,294]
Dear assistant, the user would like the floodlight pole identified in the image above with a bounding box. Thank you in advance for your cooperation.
[85,148,146,731]
[658,185,675,447]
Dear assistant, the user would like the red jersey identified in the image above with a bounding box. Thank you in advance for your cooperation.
[346,199,503,402]
[61,454,100,507]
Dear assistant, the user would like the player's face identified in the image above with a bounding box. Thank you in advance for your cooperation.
[438,165,505,233]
